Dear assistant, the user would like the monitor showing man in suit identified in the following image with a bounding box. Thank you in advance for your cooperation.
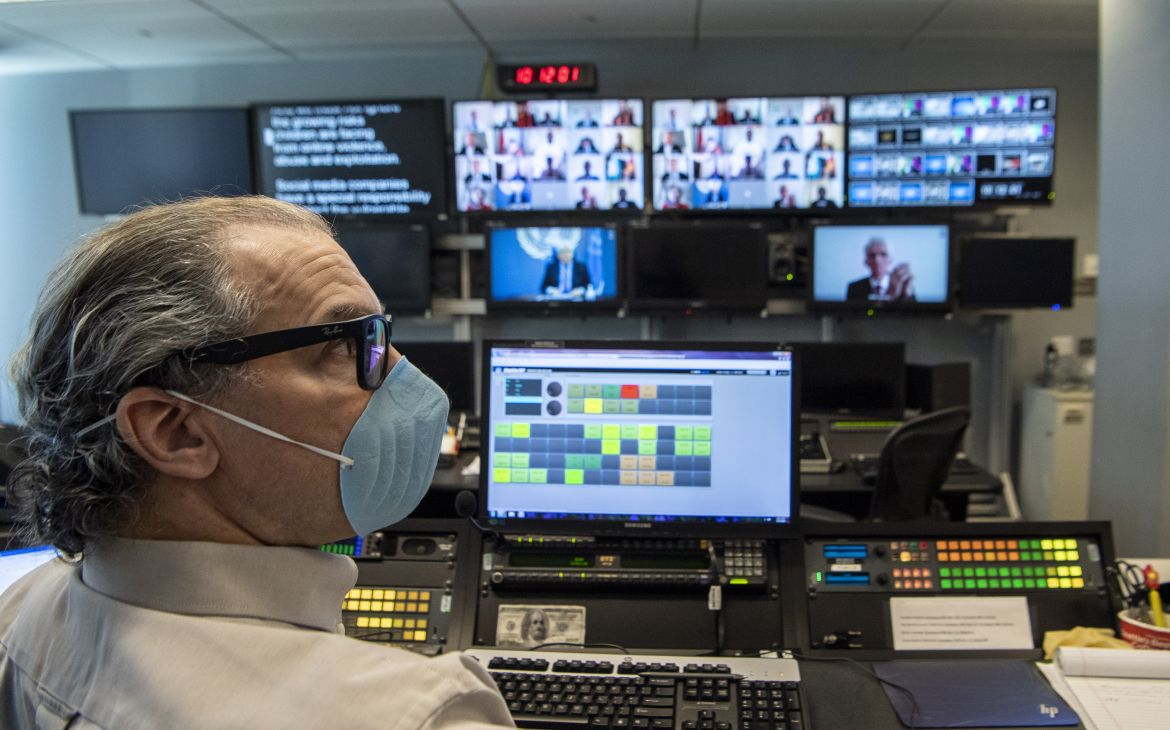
[847,238,915,302]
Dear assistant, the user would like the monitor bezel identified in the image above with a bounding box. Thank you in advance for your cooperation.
[478,339,801,538]
[249,97,450,222]
[645,94,849,216]
[69,106,254,216]
[625,221,770,313]
[484,221,625,314]
[806,222,955,314]
[843,86,1059,210]
[957,234,1075,309]
[451,97,649,219]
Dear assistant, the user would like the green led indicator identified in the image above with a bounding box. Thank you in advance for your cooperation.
[730,578,749,585]
[866,308,875,317]
[786,273,794,281]
[815,571,823,583]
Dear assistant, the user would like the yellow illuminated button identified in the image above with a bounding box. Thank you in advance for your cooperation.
[371,601,383,612]
[1072,578,1085,588]
[413,630,427,641]
[372,589,384,600]
[345,600,358,611]
[901,551,912,562]
[1068,551,1080,561]
[405,619,416,629]
[359,601,371,611]
[408,591,419,601]
[417,619,428,629]
[420,591,431,601]
[420,603,430,613]
[1055,551,1067,561]
[360,589,373,600]
[407,602,419,613]
[386,590,396,600]
[356,617,369,628]
[392,618,404,629]
[1041,539,1053,550]
[1057,566,1070,577]
[1070,566,1084,577]
[346,589,359,600]
[1048,578,1060,588]
[1059,578,1072,589]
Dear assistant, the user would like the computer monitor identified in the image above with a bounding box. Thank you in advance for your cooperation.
[0,545,57,595]
[395,341,477,413]
[333,223,431,315]
[70,107,253,215]
[650,96,846,211]
[252,98,448,219]
[480,341,799,536]
[487,225,621,312]
[452,98,645,213]
[958,236,1075,309]
[796,342,906,418]
[626,224,768,312]
[846,88,1056,208]
[810,224,952,312]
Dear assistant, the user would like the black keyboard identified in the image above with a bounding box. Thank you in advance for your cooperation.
[465,649,806,729]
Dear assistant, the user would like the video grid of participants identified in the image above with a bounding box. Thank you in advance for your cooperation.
[847,88,1056,207]
[453,99,645,212]
[650,96,845,211]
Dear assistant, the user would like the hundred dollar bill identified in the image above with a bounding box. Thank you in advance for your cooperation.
[496,605,586,648]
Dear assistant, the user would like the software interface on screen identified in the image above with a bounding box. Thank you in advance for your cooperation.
[484,345,795,525]
[812,224,951,305]
[489,226,619,305]
[650,96,846,211]
[847,88,1056,207]
[0,546,57,595]
[453,99,645,212]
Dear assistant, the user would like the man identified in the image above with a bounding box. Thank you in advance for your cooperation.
[520,609,549,647]
[574,136,599,154]
[809,185,839,209]
[574,160,599,181]
[654,130,683,155]
[846,237,915,301]
[541,245,591,297]
[772,184,796,208]
[660,157,689,184]
[611,132,633,154]
[458,131,485,156]
[573,186,598,210]
[612,187,638,210]
[462,158,491,186]
[0,197,513,728]
[773,158,799,180]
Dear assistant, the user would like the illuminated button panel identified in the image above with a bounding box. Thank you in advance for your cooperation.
[342,586,433,643]
[807,536,1103,593]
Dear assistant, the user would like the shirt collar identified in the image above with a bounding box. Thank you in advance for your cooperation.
[81,537,358,632]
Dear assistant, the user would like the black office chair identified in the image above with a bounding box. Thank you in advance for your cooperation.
[869,406,970,521]
[800,406,970,523]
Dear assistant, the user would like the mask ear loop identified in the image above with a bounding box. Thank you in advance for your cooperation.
[165,390,355,468]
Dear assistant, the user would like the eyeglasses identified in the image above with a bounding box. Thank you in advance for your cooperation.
[186,314,392,390]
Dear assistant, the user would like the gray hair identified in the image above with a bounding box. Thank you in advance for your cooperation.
[8,196,331,555]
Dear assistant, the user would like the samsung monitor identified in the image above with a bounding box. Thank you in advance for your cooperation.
[333,223,431,314]
[847,88,1056,208]
[0,545,57,595]
[797,342,906,418]
[650,96,846,211]
[70,107,253,215]
[481,341,798,536]
[252,98,447,219]
[452,98,645,213]
[487,225,621,312]
[959,236,1075,309]
[626,224,769,311]
[810,224,952,312]
[395,341,477,412]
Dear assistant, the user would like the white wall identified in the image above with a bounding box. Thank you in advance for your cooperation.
[0,39,1098,456]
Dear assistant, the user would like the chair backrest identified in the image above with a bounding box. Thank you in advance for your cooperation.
[869,406,970,521]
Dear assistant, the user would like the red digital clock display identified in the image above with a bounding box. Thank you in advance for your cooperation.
[498,62,597,92]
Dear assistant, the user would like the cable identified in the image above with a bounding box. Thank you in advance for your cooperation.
[792,654,922,730]
[527,641,631,655]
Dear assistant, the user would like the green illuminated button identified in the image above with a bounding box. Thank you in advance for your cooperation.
[585,385,603,398]
[941,579,952,589]
[511,423,531,438]
[621,425,638,440]
[694,442,712,456]
[977,579,988,589]
[939,567,951,578]
[495,453,511,467]
[603,385,621,399]
[694,426,712,441]
[585,424,603,439]
[568,399,584,413]
[676,441,694,455]
[1043,551,1054,561]
[639,424,658,440]
[620,400,637,414]
[565,469,584,485]
[603,424,621,440]
[1024,579,1035,588]
[568,384,584,398]
[585,455,603,470]
[565,455,584,470]
[729,578,748,586]
[529,468,548,484]
[638,441,657,455]
[676,426,694,440]
[1010,567,1022,577]
[988,567,999,577]
[510,468,529,482]
[512,453,530,468]
[965,579,976,589]
[495,423,512,437]
[963,567,975,577]
[989,579,1000,589]
[1012,579,1023,588]
[975,567,987,577]
[602,440,620,455]
[603,400,620,414]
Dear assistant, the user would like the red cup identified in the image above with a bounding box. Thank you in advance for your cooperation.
[1118,608,1170,650]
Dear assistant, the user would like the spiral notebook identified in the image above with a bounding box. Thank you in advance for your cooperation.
[874,659,1079,727]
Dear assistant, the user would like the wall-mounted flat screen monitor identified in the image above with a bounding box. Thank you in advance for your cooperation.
[452,98,645,213]
[487,225,621,311]
[395,341,477,412]
[796,342,906,418]
[649,96,845,211]
[959,236,1075,309]
[252,98,447,219]
[334,223,431,314]
[70,108,252,215]
[810,224,952,312]
[846,88,1056,207]
[627,224,768,311]
[480,340,798,537]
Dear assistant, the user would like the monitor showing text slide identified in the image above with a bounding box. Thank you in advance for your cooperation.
[485,346,795,525]
[253,99,447,217]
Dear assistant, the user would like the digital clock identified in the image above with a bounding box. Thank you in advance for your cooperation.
[497,62,598,93]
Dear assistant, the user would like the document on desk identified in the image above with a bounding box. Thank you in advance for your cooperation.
[889,596,1033,650]
[1037,648,1170,730]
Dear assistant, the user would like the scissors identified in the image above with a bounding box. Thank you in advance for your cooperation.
[1108,559,1148,609]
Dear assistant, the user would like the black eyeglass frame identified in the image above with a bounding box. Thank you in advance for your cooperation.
[185,314,393,390]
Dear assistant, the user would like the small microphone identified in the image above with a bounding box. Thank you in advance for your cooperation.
[455,490,498,541]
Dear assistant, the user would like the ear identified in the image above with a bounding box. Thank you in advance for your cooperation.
[116,387,219,480]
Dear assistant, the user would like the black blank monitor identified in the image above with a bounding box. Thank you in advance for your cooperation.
[798,342,906,417]
[334,224,431,315]
[70,108,253,215]
[395,341,476,413]
[627,224,768,311]
[959,236,1075,309]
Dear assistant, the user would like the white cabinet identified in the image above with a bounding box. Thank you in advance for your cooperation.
[1019,386,1094,520]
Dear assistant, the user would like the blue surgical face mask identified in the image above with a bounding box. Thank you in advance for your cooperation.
[166,357,450,536]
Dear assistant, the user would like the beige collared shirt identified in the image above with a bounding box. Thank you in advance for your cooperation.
[0,538,513,729]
